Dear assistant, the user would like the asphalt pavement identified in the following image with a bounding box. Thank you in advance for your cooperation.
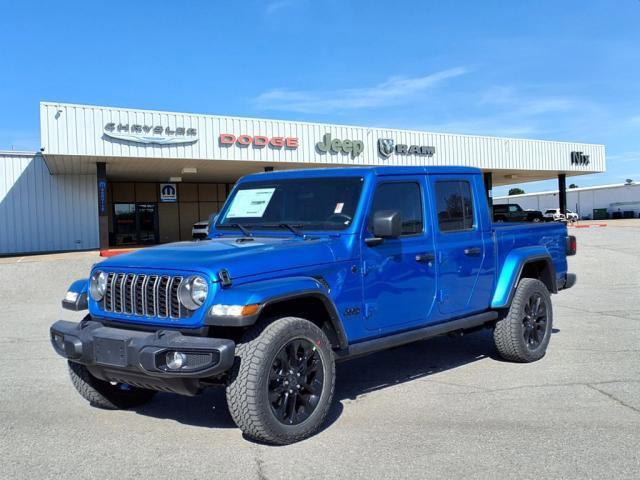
[1,224,639,479]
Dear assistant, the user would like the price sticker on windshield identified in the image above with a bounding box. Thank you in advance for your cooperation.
[226,188,276,218]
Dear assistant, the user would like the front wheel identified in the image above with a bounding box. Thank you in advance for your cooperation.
[226,317,336,445]
[493,278,553,362]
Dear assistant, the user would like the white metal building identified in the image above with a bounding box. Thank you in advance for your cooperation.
[495,182,640,219]
[0,101,606,255]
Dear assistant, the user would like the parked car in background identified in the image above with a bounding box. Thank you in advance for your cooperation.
[192,220,209,239]
[544,209,579,222]
[192,213,218,240]
[494,203,544,222]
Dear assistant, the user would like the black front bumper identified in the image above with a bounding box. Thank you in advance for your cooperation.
[50,319,235,395]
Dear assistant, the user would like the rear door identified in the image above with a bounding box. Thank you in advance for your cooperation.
[429,174,492,317]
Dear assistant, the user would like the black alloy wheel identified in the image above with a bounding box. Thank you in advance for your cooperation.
[522,293,548,349]
[268,338,325,425]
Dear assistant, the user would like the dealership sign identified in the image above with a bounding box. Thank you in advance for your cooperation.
[104,123,198,145]
[571,151,590,166]
[219,134,298,149]
[316,133,364,158]
[159,183,177,202]
[378,138,435,158]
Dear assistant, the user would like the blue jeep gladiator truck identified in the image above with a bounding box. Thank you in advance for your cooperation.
[51,166,576,444]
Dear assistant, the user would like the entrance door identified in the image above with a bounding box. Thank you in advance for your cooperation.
[113,203,158,246]
[136,203,158,244]
[361,178,437,334]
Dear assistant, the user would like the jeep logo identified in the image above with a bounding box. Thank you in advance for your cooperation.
[316,133,364,158]
[571,151,590,166]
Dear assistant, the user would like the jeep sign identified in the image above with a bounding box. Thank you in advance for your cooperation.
[316,133,364,158]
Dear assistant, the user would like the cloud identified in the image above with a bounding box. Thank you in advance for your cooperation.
[254,67,469,113]
[265,0,297,15]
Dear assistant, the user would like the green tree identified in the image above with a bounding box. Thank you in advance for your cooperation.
[508,188,525,195]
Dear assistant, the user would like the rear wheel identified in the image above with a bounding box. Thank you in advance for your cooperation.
[226,316,335,445]
[67,361,157,409]
[493,278,553,362]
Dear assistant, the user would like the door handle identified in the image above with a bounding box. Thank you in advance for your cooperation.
[415,253,435,263]
[464,247,482,256]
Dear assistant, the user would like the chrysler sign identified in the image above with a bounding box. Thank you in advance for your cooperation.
[104,123,198,145]
[378,138,435,158]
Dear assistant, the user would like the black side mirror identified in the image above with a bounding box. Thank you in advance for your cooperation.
[366,210,402,246]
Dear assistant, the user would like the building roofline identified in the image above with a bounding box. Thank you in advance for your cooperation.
[0,150,38,156]
[495,182,638,199]
[40,101,605,148]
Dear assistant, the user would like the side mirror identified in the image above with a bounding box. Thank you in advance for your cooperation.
[366,210,402,246]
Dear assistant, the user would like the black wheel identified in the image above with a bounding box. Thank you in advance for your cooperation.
[67,361,157,409]
[493,278,553,362]
[226,317,335,445]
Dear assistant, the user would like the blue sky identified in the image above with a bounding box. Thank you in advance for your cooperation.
[1,0,639,195]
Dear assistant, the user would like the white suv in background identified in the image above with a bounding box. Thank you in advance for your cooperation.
[544,208,579,222]
[191,213,218,240]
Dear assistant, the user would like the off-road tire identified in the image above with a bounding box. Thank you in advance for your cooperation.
[68,361,157,409]
[226,316,336,445]
[493,278,553,363]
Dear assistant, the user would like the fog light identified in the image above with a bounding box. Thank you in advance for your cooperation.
[52,333,65,351]
[166,351,187,370]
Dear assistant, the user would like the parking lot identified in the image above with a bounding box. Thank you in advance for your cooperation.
[1,222,639,479]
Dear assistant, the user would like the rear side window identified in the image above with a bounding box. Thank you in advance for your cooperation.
[435,181,474,232]
[370,182,423,235]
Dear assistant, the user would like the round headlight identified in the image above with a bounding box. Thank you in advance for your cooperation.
[89,270,107,301]
[178,275,209,310]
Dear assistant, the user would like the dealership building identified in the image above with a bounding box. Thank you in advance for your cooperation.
[0,102,605,255]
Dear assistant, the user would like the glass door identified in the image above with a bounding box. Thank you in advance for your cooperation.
[136,203,158,244]
[112,203,158,246]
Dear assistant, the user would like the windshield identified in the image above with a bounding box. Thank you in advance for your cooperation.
[545,209,558,214]
[217,177,364,231]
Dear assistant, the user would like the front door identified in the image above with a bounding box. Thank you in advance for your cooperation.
[429,175,489,317]
[362,178,437,334]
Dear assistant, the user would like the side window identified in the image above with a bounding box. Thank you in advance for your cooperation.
[435,181,475,232]
[371,182,423,235]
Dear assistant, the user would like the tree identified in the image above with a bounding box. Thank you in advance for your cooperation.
[625,178,634,185]
[508,188,525,195]
[569,183,578,189]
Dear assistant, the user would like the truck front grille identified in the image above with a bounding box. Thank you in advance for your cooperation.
[102,273,187,320]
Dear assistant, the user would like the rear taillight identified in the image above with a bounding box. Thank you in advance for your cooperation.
[566,235,577,256]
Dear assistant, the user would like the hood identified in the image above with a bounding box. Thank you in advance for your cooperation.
[98,235,338,280]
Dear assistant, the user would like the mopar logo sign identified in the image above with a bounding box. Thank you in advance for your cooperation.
[160,183,177,202]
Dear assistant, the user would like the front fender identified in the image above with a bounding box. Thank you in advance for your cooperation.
[62,279,89,311]
[205,276,347,347]
[491,247,553,309]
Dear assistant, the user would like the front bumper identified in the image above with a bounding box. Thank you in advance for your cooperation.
[50,319,235,395]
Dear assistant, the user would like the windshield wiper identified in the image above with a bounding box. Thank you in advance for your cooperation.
[262,223,305,237]
[227,223,253,237]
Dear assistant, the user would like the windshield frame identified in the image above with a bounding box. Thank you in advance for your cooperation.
[214,175,366,234]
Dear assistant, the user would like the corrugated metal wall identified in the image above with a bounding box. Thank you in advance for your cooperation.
[0,152,98,255]
[495,183,640,218]
[40,102,606,173]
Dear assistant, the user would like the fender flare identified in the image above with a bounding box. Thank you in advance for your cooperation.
[204,276,348,349]
[62,279,89,311]
[491,247,556,309]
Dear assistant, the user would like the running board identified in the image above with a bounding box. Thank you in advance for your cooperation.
[336,311,498,360]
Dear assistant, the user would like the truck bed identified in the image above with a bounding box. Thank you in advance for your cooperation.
[492,221,568,283]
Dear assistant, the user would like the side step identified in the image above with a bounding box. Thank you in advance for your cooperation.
[336,311,498,360]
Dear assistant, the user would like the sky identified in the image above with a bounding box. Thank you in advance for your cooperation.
[1,0,639,195]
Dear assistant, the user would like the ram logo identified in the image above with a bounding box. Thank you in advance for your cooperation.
[378,138,395,158]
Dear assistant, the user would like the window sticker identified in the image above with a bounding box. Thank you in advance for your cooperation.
[334,202,344,214]
[226,188,276,218]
